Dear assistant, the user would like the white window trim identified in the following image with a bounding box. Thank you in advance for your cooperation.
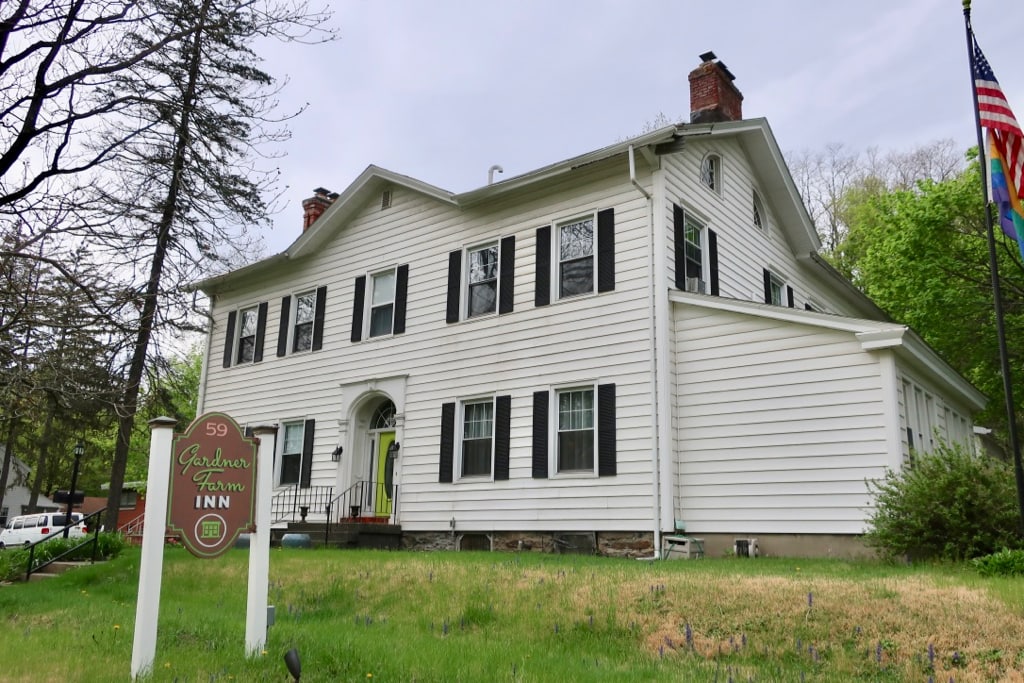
[291,289,317,354]
[235,304,260,365]
[366,266,397,338]
[277,419,306,487]
[766,269,789,306]
[550,382,599,478]
[463,241,500,320]
[554,211,598,301]
[455,396,496,482]
[700,153,722,195]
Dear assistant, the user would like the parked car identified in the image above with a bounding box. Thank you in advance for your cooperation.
[0,512,87,549]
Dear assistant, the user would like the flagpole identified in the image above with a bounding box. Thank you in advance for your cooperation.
[963,0,1024,536]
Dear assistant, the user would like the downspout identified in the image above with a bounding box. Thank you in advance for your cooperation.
[195,293,214,415]
[629,145,661,557]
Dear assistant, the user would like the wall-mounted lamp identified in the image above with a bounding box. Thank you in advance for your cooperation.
[386,441,400,459]
[331,445,343,462]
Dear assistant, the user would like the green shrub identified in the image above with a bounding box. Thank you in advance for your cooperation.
[0,532,129,581]
[972,548,1024,576]
[864,441,1022,561]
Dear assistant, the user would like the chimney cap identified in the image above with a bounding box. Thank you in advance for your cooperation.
[697,51,736,81]
[699,50,717,63]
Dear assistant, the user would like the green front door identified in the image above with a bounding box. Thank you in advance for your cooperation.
[374,431,395,516]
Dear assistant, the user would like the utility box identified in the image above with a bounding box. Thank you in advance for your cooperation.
[734,538,759,557]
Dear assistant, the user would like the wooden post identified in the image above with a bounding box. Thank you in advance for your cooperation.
[246,424,276,655]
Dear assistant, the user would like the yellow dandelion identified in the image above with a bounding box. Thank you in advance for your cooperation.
[164,662,171,668]
[367,674,373,679]
[261,650,268,656]
[113,624,120,630]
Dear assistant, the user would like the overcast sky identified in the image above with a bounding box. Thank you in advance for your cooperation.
[254,0,1024,254]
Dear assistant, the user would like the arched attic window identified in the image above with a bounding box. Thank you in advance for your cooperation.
[700,154,722,194]
[752,190,766,231]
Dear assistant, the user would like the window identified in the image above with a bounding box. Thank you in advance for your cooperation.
[237,306,258,363]
[752,191,765,231]
[673,205,718,295]
[535,209,615,306]
[762,269,793,307]
[369,270,396,337]
[278,286,327,357]
[292,291,316,352]
[280,422,304,485]
[461,400,494,477]
[557,388,594,472]
[700,154,721,193]
[468,244,498,317]
[558,215,594,298]
[447,237,515,323]
[222,302,268,368]
[439,395,511,483]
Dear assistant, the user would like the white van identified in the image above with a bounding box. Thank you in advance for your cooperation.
[0,512,87,549]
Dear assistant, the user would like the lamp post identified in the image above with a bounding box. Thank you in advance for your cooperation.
[64,441,84,539]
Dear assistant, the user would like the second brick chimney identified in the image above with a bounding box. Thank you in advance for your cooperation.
[302,187,339,232]
[688,51,743,124]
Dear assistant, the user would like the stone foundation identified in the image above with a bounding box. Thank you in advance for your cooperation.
[402,530,875,560]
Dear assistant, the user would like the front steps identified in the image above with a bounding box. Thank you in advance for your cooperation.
[270,521,401,550]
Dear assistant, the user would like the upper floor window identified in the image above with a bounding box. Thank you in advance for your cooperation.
[237,306,259,363]
[370,270,396,337]
[673,205,718,296]
[762,268,793,307]
[752,191,765,231]
[292,291,316,352]
[700,154,721,193]
[222,301,268,368]
[447,237,515,323]
[351,266,408,342]
[468,244,499,317]
[558,215,594,298]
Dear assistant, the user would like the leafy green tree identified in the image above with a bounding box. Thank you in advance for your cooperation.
[865,442,1021,560]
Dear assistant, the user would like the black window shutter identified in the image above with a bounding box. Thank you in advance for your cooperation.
[786,285,795,308]
[762,269,772,304]
[597,383,617,477]
[222,311,237,368]
[351,276,366,342]
[673,204,685,289]
[244,426,254,438]
[498,236,515,314]
[494,395,511,480]
[708,229,720,296]
[300,418,315,489]
[439,402,455,483]
[393,265,409,334]
[597,208,615,293]
[312,285,327,350]
[532,390,549,478]
[446,250,462,323]
[535,226,551,307]
[277,296,291,357]
[253,302,269,363]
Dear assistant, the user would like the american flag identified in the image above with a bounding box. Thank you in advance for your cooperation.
[973,34,1024,198]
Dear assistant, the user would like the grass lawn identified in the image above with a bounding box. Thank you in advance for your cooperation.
[0,546,1022,681]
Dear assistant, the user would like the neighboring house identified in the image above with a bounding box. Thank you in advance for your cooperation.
[194,53,985,558]
[0,448,60,526]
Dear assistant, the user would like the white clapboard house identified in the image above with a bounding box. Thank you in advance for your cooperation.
[194,54,984,558]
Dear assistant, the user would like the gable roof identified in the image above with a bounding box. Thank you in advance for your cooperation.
[194,119,828,299]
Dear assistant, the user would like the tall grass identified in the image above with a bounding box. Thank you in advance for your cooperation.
[0,547,1022,681]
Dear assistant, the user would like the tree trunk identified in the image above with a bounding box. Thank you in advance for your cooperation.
[102,0,213,532]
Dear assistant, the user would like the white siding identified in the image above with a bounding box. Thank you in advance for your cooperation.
[673,305,887,534]
[203,156,658,533]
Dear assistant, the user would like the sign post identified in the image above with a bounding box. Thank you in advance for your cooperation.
[131,416,177,679]
[246,424,276,654]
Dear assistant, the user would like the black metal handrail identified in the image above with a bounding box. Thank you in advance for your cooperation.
[25,508,106,581]
[270,485,334,524]
[323,480,399,545]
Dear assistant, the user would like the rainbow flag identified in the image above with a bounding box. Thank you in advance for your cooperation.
[989,131,1024,261]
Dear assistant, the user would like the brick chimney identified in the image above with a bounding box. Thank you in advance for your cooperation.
[688,51,743,124]
[301,187,338,232]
